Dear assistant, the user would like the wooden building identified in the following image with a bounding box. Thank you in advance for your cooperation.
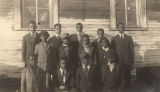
[0,0,160,78]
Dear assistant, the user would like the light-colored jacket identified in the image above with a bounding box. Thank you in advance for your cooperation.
[21,66,46,92]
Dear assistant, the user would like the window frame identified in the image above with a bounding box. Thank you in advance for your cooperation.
[110,0,147,31]
[14,0,59,31]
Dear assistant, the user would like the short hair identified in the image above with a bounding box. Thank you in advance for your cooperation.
[118,22,125,26]
[29,21,36,25]
[76,23,83,27]
[39,30,50,38]
[97,28,104,34]
[59,57,66,64]
[54,23,61,28]
[81,34,90,44]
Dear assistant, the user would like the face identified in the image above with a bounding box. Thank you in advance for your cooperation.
[118,24,125,34]
[55,25,61,35]
[60,59,66,69]
[40,34,48,42]
[81,59,89,66]
[29,23,37,33]
[29,56,37,66]
[102,39,109,48]
[82,37,89,45]
[97,31,104,39]
[62,38,69,45]
[76,24,83,33]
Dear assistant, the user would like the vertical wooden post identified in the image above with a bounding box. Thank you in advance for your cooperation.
[110,0,116,30]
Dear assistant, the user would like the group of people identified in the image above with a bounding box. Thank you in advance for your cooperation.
[21,21,134,92]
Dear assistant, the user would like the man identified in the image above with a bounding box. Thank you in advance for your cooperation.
[92,28,110,66]
[48,23,62,72]
[58,33,77,73]
[22,21,41,67]
[111,23,134,91]
[76,52,98,92]
[53,58,74,92]
[21,55,46,92]
[70,23,86,68]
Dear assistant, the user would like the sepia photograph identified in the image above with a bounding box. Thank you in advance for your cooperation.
[0,0,160,92]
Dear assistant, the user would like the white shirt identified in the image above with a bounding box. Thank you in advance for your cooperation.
[119,33,124,39]
[102,47,109,52]
[60,68,66,83]
[82,65,90,72]
[108,62,114,72]
[54,33,60,38]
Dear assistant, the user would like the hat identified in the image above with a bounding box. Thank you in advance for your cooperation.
[80,52,90,60]
[40,30,50,37]
[61,33,69,39]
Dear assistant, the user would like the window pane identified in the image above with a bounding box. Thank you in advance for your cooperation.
[116,0,126,26]
[21,0,36,28]
[127,0,137,27]
[38,9,50,28]
[38,0,49,8]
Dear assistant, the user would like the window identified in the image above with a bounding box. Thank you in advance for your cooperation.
[14,0,59,30]
[110,0,147,30]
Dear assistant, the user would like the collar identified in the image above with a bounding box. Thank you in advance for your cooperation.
[82,65,90,70]
[63,44,69,47]
[77,31,84,35]
[54,33,60,37]
[60,67,66,73]
[30,31,37,36]
[119,33,125,38]
[102,47,109,52]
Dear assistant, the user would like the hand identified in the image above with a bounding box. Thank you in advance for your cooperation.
[59,86,65,89]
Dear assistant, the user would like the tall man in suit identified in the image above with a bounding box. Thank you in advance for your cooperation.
[70,23,85,68]
[22,21,41,67]
[111,23,134,91]
[21,54,46,92]
[48,23,62,72]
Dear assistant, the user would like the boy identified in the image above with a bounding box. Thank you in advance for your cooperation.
[101,52,121,92]
[22,21,41,67]
[76,52,98,92]
[21,55,46,92]
[35,31,52,91]
[92,28,109,66]
[48,23,62,72]
[53,58,74,92]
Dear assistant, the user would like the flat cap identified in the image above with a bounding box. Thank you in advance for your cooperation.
[61,33,69,39]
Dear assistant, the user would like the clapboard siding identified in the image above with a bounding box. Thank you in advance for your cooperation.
[0,0,160,77]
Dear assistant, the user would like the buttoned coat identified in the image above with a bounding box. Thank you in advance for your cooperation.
[22,33,41,66]
[21,66,46,92]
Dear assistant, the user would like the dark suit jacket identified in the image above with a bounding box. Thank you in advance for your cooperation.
[48,36,62,72]
[21,66,46,92]
[58,45,77,71]
[76,66,98,91]
[111,34,134,67]
[53,69,74,90]
[22,33,41,66]
[92,38,110,65]
[101,64,121,88]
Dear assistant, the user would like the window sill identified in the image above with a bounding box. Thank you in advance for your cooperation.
[14,28,54,31]
[111,27,147,31]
